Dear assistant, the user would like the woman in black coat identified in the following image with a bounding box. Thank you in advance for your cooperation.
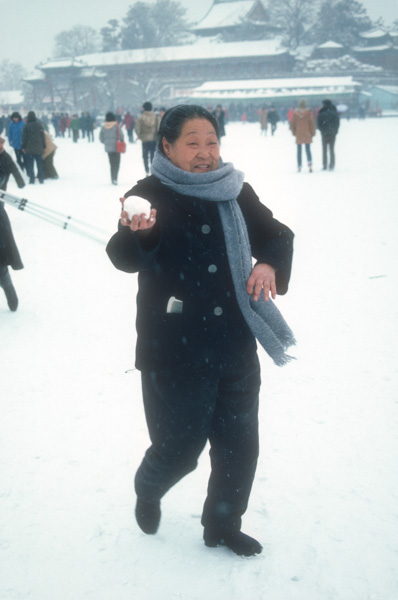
[0,136,25,311]
[21,111,46,184]
[106,105,295,557]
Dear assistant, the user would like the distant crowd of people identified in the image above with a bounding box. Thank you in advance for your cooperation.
[0,95,357,312]
[0,96,373,187]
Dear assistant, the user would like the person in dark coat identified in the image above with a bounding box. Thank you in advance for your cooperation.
[0,136,25,311]
[267,105,280,136]
[21,111,46,184]
[85,113,95,142]
[106,105,295,557]
[317,99,340,170]
[212,104,226,137]
[7,112,25,172]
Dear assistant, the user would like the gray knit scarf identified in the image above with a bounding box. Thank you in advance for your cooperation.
[151,150,295,365]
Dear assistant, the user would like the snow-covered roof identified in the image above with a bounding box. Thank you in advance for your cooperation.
[359,29,388,39]
[303,55,382,73]
[192,1,261,31]
[367,85,398,95]
[0,90,24,105]
[191,76,359,91]
[37,38,289,71]
[179,76,360,101]
[317,41,344,49]
[352,45,394,52]
[78,67,107,79]
[39,58,86,70]
[24,70,46,82]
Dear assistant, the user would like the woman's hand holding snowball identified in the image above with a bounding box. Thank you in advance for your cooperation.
[120,196,157,233]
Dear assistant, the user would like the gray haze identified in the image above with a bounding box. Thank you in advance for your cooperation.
[1,0,397,73]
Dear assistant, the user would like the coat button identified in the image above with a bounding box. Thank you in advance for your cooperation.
[214,306,223,316]
[201,224,211,234]
[208,264,217,273]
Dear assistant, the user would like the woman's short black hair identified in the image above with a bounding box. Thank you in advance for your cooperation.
[105,111,116,122]
[157,104,220,154]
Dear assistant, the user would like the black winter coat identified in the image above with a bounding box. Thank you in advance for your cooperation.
[267,109,280,124]
[106,176,294,370]
[0,151,24,270]
[22,121,46,155]
[0,150,25,191]
[317,104,340,137]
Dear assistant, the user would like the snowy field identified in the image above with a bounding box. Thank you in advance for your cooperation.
[1,116,397,600]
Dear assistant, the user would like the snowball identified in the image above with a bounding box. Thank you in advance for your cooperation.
[123,196,151,220]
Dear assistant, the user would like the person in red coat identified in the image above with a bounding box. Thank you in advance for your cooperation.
[122,111,135,143]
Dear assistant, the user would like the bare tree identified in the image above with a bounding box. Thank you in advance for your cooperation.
[0,60,26,90]
[53,25,101,58]
[269,0,316,49]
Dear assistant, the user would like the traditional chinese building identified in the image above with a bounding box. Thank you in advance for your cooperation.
[191,0,278,39]
[352,29,398,71]
[24,38,294,112]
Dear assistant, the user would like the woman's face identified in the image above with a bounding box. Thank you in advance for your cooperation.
[162,118,220,173]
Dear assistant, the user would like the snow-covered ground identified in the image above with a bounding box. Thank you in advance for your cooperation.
[1,117,397,600]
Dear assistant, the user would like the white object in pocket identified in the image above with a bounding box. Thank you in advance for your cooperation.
[166,296,183,314]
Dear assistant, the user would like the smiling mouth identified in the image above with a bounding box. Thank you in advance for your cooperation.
[194,163,211,170]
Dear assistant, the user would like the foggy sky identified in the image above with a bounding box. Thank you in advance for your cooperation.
[1,0,396,74]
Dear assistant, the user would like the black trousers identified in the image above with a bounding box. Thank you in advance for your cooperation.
[135,354,261,534]
[14,149,25,171]
[322,134,336,169]
[141,141,156,174]
[107,152,120,183]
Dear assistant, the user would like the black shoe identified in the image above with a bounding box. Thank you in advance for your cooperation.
[0,269,18,311]
[203,529,263,557]
[135,498,161,534]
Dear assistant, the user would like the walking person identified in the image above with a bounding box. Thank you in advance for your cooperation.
[99,111,124,185]
[21,111,46,184]
[86,113,95,142]
[70,115,80,143]
[290,99,316,172]
[267,106,280,136]
[42,129,59,179]
[122,111,135,143]
[7,112,25,172]
[0,136,25,311]
[135,102,160,176]
[106,105,295,557]
[259,106,268,135]
[213,105,226,137]
[317,99,340,171]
